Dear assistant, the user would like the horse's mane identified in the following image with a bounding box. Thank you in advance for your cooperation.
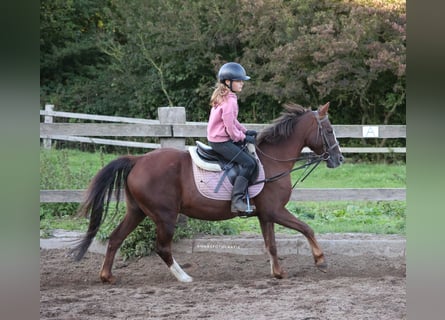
[257,102,311,145]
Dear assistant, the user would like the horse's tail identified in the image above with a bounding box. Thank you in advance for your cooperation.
[70,156,137,261]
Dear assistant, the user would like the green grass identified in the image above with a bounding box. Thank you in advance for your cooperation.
[218,200,405,236]
[40,148,406,242]
[40,148,121,189]
[290,160,406,188]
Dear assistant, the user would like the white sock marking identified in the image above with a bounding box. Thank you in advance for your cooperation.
[170,258,193,282]
[268,252,274,275]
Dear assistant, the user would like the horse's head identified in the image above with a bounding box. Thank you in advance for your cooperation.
[306,102,344,168]
[256,101,344,168]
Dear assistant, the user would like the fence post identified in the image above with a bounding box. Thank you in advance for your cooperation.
[157,106,188,226]
[157,106,186,150]
[43,104,54,149]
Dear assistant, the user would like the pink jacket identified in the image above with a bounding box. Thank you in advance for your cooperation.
[207,92,246,143]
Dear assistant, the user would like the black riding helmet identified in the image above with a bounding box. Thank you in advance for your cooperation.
[217,62,250,91]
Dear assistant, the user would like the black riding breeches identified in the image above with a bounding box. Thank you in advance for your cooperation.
[209,140,257,179]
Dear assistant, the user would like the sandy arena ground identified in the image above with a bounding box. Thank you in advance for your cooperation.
[40,243,405,320]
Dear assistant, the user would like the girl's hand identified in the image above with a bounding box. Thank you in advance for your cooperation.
[245,130,258,137]
[244,135,256,144]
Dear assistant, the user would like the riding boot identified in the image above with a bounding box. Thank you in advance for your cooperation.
[231,176,255,215]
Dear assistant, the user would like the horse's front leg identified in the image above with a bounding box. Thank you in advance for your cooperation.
[259,219,287,279]
[272,207,327,272]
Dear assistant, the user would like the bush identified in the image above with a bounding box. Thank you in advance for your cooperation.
[41,0,405,129]
[96,207,242,260]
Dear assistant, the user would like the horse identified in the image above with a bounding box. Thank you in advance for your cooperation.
[70,102,344,283]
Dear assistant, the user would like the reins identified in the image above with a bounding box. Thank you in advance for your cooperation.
[251,110,337,188]
[250,149,327,187]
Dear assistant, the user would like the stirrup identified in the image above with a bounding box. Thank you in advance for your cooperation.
[237,206,256,217]
[238,210,255,218]
[237,193,256,217]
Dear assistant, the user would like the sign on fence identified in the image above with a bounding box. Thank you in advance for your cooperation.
[362,126,379,138]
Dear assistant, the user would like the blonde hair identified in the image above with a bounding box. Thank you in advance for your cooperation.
[209,82,230,107]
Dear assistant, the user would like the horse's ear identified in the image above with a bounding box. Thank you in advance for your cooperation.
[318,102,330,117]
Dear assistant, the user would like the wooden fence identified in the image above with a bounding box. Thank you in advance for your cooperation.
[40,104,406,202]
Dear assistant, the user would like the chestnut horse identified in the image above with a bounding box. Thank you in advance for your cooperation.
[71,102,343,283]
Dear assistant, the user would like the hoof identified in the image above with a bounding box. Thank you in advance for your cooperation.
[316,261,328,273]
[273,270,288,279]
[178,275,193,283]
[100,274,117,284]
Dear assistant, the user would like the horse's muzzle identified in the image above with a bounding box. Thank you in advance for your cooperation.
[326,153,344,168]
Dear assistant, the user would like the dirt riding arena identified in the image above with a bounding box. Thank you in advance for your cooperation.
[40,234,406,320]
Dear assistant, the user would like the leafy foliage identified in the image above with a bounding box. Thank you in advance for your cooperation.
[96,210,243,261]
[40,0,405,129]
[40,0,114,108]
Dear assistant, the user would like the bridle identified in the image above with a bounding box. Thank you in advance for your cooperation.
[313,111,340,161]
[252,110,339,186]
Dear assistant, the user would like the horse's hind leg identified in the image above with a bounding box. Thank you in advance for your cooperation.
[259,220,287,279]
[155,219,193,283]
[99,206,145,284]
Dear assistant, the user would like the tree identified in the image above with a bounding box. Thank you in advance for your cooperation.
[40,0,405,128]
[237,0,405,125]
[40,0,114,108]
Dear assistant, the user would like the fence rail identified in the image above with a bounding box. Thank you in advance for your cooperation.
[40,105,406,202]
[40,105,406,153]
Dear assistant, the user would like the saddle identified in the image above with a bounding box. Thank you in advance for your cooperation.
[189,141,259,187]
